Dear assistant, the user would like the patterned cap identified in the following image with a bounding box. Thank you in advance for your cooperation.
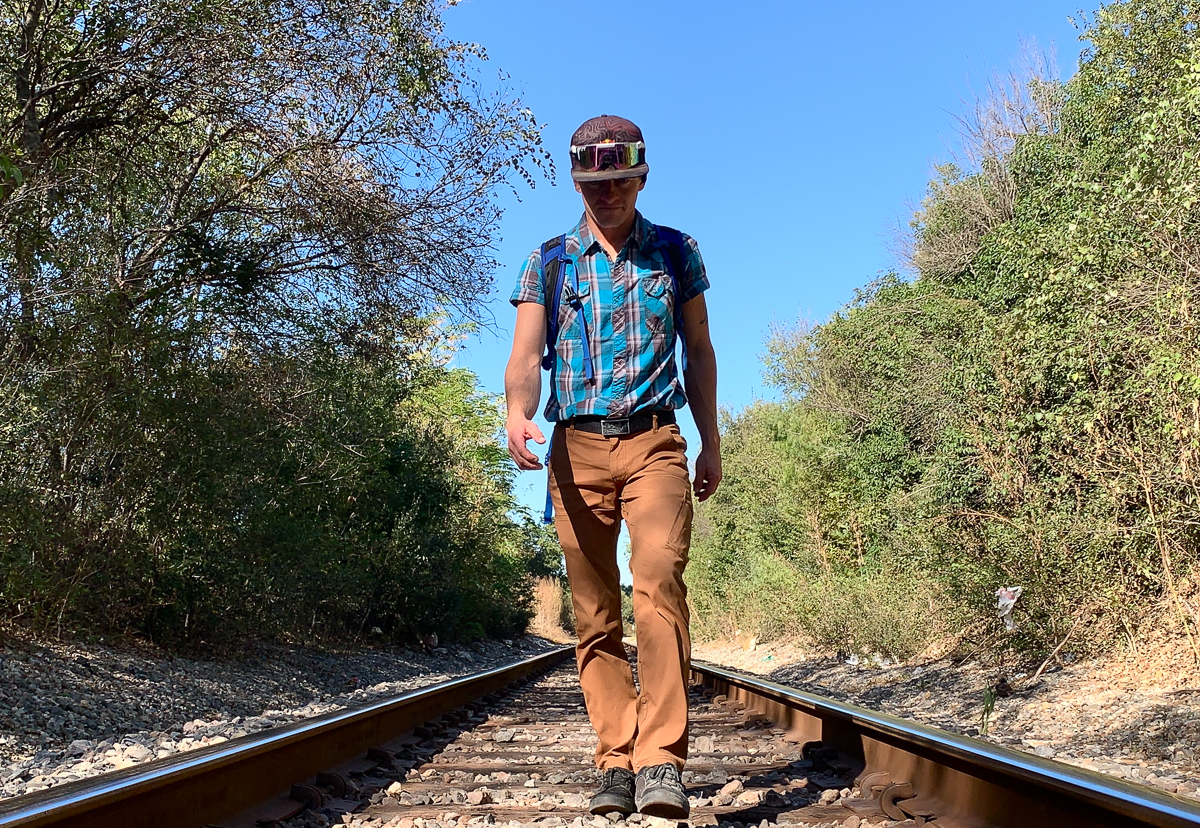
[569,115,650,182]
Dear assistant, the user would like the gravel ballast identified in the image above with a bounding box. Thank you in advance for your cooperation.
[0,628,557,800]
[7,619,1199,816]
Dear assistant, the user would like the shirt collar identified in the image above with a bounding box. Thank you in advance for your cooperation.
[569,211,657,257]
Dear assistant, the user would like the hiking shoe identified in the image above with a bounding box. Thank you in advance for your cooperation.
[589,767,636,815]
[634,763,690,819]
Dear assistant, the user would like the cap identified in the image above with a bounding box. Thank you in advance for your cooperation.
[569,115,650,182]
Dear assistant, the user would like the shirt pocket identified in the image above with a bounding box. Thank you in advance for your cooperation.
[641,271,675,336]
[555,277,592,347]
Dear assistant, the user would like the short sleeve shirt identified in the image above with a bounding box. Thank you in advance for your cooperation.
[510,211,709,422]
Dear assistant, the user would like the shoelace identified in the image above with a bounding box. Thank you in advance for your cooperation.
[643,764,679,785]
[601,769,631,791]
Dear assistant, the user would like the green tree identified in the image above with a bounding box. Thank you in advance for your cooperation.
[0,0,553,645]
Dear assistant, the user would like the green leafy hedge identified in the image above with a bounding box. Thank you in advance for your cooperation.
[690,0,1200,659]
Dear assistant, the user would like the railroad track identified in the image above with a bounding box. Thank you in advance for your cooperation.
[1,647,1198,828]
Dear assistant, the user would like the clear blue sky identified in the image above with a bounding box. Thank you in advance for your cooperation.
[442,0,1087,559]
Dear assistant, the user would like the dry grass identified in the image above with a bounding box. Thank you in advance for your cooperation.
[530,577,574,644]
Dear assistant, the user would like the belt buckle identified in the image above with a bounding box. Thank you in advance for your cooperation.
[601,419,631,437]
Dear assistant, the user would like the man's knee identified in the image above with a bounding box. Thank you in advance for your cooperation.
[572,586,624,637]
[631,560,687,617]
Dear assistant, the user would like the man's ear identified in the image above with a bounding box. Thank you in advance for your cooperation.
[574,181,582,194]
[638,176,646,192]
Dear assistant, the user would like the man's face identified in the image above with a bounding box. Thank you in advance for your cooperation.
[575,176,645,230]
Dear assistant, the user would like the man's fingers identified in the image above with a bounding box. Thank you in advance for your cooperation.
[704,470,722,500]
[507,424,545,471]
[505,418,548,471]
[510,442,543,470]
[510,448,543,471]
[692,456,721,502]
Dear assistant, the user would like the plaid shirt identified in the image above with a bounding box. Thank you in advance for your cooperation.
[510,211,709,422]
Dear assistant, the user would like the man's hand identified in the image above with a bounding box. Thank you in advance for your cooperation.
[681,294,720,502]
[507,417,547,470]
[505,302,547,469]
[693,444,722,502]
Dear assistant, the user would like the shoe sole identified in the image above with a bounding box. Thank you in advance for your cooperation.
[636,798,690,820]
[589,795,635,816]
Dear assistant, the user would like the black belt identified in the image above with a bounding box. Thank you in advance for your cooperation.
[563,409,676,436]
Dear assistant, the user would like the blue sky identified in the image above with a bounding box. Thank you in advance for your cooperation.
[441,0,1088,560]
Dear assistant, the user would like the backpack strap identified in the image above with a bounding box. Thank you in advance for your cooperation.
[542,438,555,523]
[540,234,568,372]
[653,225,690,371]
[539,234,595,384]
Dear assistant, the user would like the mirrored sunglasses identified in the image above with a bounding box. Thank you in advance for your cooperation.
[569,141,645,172]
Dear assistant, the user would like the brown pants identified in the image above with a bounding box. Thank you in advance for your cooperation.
[548,420,693,772]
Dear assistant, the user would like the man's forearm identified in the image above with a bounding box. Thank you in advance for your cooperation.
[505,358,542,421]
[683,343,719,448]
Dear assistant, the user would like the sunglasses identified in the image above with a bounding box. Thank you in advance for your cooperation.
[569,141,645,172]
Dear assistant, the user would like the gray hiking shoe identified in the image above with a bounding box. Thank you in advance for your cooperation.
[634,763,690,819]
[590,767,636,815]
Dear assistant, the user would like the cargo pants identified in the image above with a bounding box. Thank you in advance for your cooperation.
[548,418,693,772]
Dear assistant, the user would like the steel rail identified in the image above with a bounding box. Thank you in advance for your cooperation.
[0,646,572,828]
[691,659,1200,828]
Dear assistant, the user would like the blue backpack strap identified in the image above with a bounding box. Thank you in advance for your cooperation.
[542,439,554,523]
[540,235,569,372]
[538,234,582,527]
[654,225,690,370]
[540,234,595,383]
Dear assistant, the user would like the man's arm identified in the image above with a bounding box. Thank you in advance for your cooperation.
[505,301,548,470]
[681,294,721,501]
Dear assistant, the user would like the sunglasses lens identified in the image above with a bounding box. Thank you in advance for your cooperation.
[571,142,643,172]
[572,145,595,169]
[595,146,622,169]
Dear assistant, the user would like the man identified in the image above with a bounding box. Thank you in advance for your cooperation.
[504,114,720,820]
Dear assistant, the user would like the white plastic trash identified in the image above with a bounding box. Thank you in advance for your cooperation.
[996,586,1023,631]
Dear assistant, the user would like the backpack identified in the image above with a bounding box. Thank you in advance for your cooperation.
[539,225,690,385]
[538,225,690,523]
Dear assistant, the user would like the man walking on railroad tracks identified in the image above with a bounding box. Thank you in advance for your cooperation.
[504,114,721,820]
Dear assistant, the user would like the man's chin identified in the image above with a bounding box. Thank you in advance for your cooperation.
[591,211,631,228]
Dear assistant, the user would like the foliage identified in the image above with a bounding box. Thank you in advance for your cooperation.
[690,0,1200,659]
[621,584,634,629]
[0,0,557,645]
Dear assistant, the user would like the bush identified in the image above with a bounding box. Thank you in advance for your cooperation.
[690,1,1200,661]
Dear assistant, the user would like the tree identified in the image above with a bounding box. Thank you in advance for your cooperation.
[0,0,554,644]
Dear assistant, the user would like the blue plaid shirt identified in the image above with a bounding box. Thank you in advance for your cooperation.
[510,212,709,422]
